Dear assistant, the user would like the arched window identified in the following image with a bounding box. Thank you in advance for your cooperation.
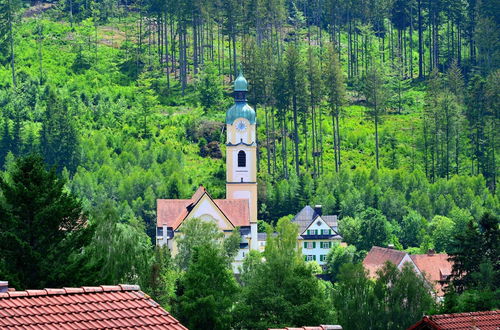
[238,150,246,167]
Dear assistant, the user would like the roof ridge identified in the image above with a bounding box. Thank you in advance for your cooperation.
[432,310,499,318]
[0,284,140,298]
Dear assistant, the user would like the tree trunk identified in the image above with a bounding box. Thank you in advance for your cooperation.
[265,106,271,174]
[332,112,338,172]
[375,111,380,169]
[417,0,423,78]
[336,114,341,170]
[292,95,300,176]
[8,0,16,87]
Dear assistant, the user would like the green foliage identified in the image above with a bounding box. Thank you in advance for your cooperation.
[147,246,178,309]
[442,213,499,313]
[325,241,357,282]
[399,209,427,248]
[235,217,335,329]
[175,244,238,330]
[429,215,455,253]
[0,155,95,289]
[339,207,392,252]
[175,217,240,270]
[40,88,79,173]
[447,213,499,293]
[85,201,154,289]
[333,262,434,330]
[196,62,226,114]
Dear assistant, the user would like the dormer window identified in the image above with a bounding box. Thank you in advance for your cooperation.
[238,150,246,167]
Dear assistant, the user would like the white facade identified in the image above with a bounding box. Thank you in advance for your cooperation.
[299,215,341,266]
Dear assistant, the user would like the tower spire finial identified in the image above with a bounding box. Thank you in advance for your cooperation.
[234,65,248,92]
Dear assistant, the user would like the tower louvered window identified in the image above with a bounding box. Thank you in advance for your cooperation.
[238,150,246,167]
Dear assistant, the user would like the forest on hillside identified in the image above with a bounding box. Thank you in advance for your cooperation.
[0,0,498,325]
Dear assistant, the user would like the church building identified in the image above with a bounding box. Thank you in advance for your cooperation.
[156,72,258,272]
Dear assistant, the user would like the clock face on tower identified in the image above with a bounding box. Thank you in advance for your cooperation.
[236,120,247,132]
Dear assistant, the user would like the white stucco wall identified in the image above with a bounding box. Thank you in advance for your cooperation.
[300,216,339,265]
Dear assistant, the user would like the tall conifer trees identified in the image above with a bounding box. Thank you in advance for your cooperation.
[325,44,346,172]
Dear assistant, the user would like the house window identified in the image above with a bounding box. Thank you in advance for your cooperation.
[321,242,332,249]
[321,229,332,235]
[303,242,316,249]
[307,229,318,235]
[305,255,316,261]
[157,227,163,237]
[238,150,246,167]
[320,255,327,261]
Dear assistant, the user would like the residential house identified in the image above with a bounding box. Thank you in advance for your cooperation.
[0,283,186,329]
[363,246,454,298]
[156,72,259,272]
[362,246,418,277]
[410,250,453,297]
[408,310,500,329]
[292,205,342,265]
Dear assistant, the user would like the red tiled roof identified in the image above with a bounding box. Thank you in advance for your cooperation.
[410,253,453,296]
[0,285,187,329]
[408,310,500,330]
[157,185,250,229]
[214,198,250,227]
[157,199,192,229]
[363,246,408,277]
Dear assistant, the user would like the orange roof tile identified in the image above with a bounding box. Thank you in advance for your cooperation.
[410,253,453,296]
[214,199,250,227]
[363,246,408,278]
[0,285,186,329]
[408,310,500,329]
[157,185,250,229]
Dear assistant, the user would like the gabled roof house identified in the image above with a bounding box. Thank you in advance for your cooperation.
[292,205,342,265]
[157,186,252,272]
[410,251,453,297]
[363,246,418,277]
[363,246,454,298]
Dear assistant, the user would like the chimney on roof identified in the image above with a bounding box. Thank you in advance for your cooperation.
[387,244,395,249]
[0,281,8,293]
[314,205,323,216]
[427,249,435,256]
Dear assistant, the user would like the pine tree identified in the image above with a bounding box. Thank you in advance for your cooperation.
[285,44,307,176]
[325,44,346,172]
[40,90,79,173]
[364,66,390,169]
[0,155,94,289]
[175,244,238,330]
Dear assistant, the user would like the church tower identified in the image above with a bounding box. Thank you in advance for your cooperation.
[226,71,258,250]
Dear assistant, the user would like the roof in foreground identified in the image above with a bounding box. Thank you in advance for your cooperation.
[408,310,500,330]
[0,285,187,329]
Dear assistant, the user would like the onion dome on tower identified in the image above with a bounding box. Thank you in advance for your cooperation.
[226,70,256,125]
